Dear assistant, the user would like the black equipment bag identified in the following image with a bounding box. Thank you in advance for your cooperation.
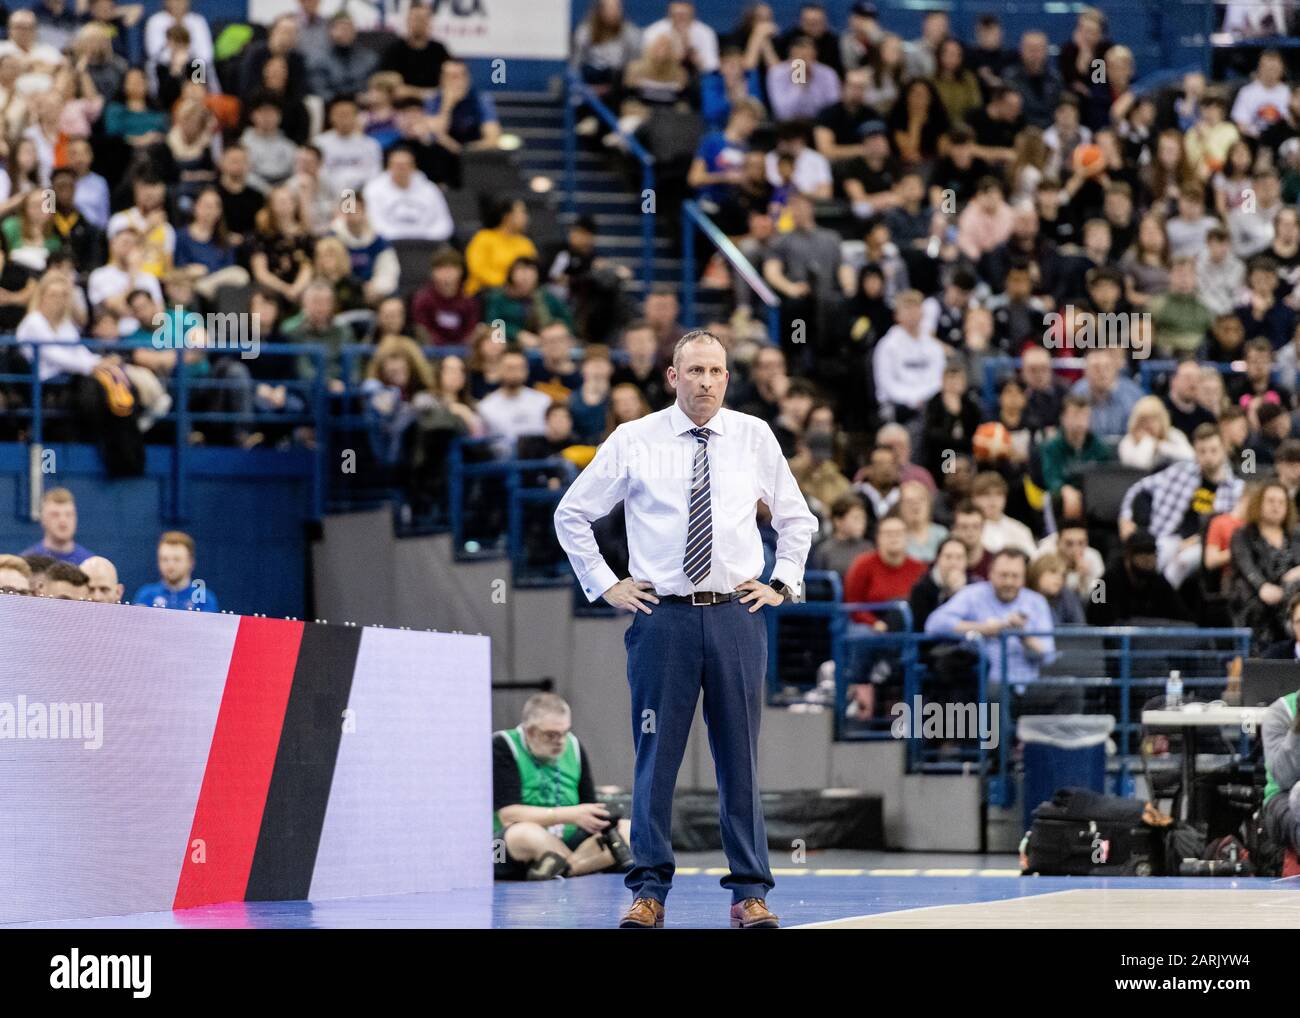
[1023,787,1166,876]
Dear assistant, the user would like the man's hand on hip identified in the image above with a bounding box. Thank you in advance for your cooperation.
[737,579,784,613]
[602,578,660,614]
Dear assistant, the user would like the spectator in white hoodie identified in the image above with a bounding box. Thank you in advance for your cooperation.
[316,95,384,199]
[872,289,946,424]
[361,145,454,243]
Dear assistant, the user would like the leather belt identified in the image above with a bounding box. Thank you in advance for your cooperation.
[656,591,741,606]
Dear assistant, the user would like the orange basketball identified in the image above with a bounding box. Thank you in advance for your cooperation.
[973,421,1014,462]
[1073,143,1105,177]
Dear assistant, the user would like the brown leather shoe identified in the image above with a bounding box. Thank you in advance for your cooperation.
[618,897,665,928]
[729,898,779,929]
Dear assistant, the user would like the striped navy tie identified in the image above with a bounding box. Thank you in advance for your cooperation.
[683,426,713,585]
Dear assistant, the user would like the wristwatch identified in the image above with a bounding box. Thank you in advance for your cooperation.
[769,579,790,600]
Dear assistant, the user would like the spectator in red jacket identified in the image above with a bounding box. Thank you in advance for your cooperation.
[410,246,482,346]
[844,513,926,628]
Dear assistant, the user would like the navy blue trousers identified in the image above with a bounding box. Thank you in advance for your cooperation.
[623,598,774,904]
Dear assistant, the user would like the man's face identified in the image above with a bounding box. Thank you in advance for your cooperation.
[42,500,76,543]
[1194,436,1225,476]
[669,339,728,420]
[989,556,1024,602]
[645,292,677,327]
[800,6,827,35]
[837,505,867,540]
[1171,363,1199,401]
[305,289,334,323]
[158,542,193,586]
[52,175,75,209]
[1278,459,1300,489]
[541,326,572,362]
[624,327,656,361]
[1128,550,1158,577]
[500,353,529,388]
[1058,527,1087,565]
[1060,403,1092,436]
[877,519,907,560]
[1021,32,1047,68]
[525,713,570,762]
[1022,351,1051,389]
[389,153,414,187]
[953,511,984,552]
[974,488,1005,521]
[869,450,899,489]
[752,349,784,384]
[82,560,122,603]
[330,17,356,46]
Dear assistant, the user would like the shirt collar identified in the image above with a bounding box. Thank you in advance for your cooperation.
[669,402,725,437]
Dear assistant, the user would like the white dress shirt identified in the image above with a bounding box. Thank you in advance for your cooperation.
[555,403,818,601]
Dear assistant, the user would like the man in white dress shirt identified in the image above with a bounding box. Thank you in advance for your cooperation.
[554,330,817,929]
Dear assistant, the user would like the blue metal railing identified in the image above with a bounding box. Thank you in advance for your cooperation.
[990,626,1251,808]
[681,199,782,343]
[0,338,327,521]
[564,69,656,291]
[446,436,572,559]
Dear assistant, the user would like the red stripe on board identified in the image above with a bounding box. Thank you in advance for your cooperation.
[173,616,304,910]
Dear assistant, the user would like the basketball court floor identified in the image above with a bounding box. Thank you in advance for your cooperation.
[3,852,1296,929]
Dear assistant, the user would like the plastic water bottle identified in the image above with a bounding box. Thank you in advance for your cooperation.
[1165,670,1183,710]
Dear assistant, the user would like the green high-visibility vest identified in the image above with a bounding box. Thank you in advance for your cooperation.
[493,726,583,841]
[1264,691,1298,804]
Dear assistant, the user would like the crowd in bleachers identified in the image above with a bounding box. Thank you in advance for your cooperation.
[561,0,1300,716]
[4,1,1300,707]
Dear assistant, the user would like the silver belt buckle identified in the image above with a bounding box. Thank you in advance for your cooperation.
[691,591,714,606]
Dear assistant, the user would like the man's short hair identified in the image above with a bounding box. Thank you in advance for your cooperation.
[45,561,88,588]
[972,471,1009,496]
[22,553,55,576]
[1062,393,1091,413]
[953,499,982,520]
[1125,530,1158,556]
[1276,438,1300,464]
[830,493,866,520]
[992,547,1029,568]
[1192,422,1222,444]
[520,692,570,727]
[159,530,196,557]
[672,328,725,368]
[42,487,75,507]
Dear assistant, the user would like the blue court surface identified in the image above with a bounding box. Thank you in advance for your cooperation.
[4,853,1297,929]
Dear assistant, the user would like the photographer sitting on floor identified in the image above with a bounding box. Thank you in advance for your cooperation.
[493,693,632,880]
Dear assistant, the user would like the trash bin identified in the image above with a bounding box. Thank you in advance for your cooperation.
[1018,715,1115,834]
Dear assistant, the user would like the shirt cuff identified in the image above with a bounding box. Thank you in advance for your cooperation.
[578,562,620,603]
[770,560,803,596]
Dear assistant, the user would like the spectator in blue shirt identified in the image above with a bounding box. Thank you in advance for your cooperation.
[925,548,1056,689]
[1068,348,1142,439]
[688,96,765,210]
[700,46,764,129]
[21,488,95,565]
[132,531,219,612]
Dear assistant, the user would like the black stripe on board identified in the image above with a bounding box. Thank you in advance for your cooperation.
[244,623,362,901]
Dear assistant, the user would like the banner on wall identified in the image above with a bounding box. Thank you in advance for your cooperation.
[251,0,571,59]
[0,596,492,924]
